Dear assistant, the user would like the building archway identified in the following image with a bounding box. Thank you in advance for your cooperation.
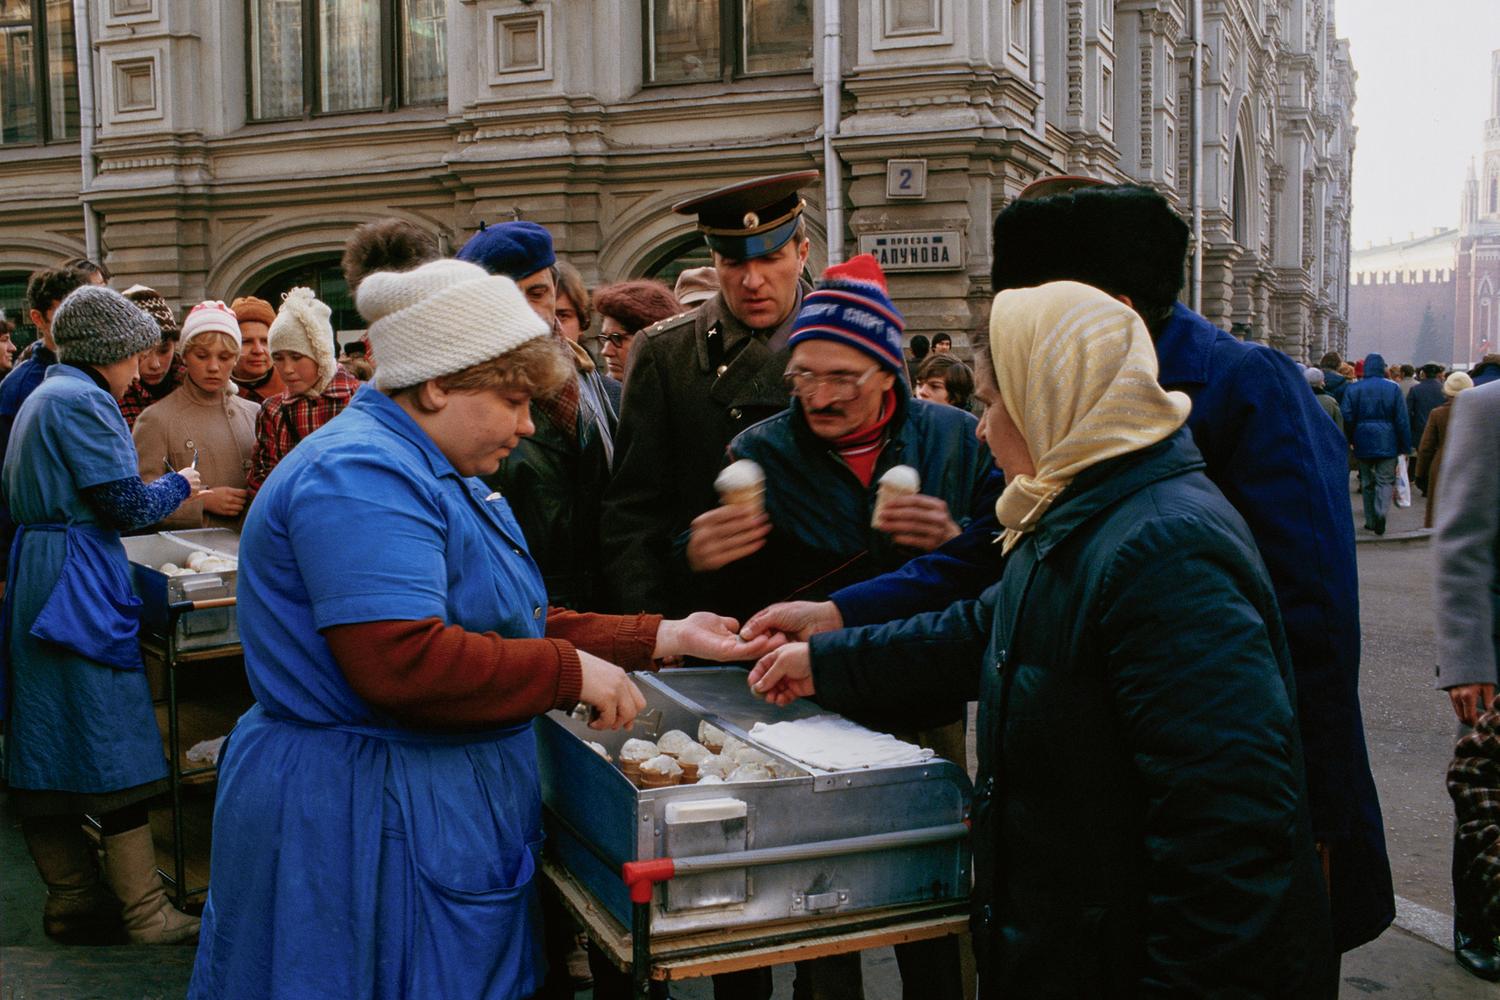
[246,254,362,351]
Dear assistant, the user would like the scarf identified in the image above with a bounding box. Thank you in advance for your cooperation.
[987,281,1191,554]
[831,387,898,486]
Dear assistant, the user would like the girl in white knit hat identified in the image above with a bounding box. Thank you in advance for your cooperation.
[188,258,785,1000]
[244,287,361,498]
[131,300,261,529]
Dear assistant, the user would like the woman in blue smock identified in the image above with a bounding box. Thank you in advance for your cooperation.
[188,259,781,1000]
[3,285,204,945]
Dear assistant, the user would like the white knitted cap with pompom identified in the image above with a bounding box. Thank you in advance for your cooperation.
[267,286,337,397]
[356,258,550,392]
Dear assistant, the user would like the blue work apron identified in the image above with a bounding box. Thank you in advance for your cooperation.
[192,706,545,1000]
[1,522,163,793]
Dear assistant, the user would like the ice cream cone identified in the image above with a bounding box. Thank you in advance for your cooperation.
[872,465,920,528]
[716,460,766,517]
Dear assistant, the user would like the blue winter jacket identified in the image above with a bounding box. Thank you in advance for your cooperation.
[700,392,1002,627]
[1340,353,1412,460]
[825,304,1392,953]
[1321,366,1350,402]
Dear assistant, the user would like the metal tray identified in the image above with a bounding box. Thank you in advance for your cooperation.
[122,529,240,652]
[535,668,971,937]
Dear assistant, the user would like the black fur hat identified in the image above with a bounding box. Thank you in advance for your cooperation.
[992,185,1190,318]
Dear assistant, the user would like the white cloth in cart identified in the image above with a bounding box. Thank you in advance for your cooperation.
[748,715,933,772]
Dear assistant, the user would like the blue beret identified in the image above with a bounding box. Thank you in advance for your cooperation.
[455,221,556,279]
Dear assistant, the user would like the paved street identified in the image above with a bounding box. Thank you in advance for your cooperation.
[1,485,1494,997]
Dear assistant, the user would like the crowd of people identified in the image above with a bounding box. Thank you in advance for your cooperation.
[1,169,1498,999]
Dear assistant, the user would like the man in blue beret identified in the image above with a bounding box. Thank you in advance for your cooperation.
[456,220,618,613]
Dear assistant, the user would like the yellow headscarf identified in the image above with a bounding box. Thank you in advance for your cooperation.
[988,281,1192,553]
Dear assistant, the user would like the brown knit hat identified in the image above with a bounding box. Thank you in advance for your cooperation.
[593,280,682,334]
[122,284,179,339]
[231,295,276,328]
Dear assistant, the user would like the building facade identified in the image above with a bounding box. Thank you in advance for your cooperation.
[1,0,1354,361]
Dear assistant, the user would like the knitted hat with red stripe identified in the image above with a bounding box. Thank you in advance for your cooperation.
[788,254,906,379]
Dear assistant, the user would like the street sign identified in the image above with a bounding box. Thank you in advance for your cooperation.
[857,230,963,272]
[886,159,927,199]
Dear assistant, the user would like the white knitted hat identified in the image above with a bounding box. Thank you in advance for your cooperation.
[356,258,550,391]
[268,287,337,397]
[180,300,243,353]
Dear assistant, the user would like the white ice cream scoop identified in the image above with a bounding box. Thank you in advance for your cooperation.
[715,460,766,513]
[872,464,921,528]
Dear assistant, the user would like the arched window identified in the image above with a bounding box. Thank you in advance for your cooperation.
[1231,139,1249,245]
[246,254,360,352]
[641,234,713,289]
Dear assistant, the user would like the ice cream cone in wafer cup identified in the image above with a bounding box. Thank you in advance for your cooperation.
[716,460,765,516]
[872,465,920,528]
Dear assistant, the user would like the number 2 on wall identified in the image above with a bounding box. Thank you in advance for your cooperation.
[897,168,913,190]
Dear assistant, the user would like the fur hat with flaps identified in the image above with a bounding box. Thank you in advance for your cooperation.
[268,287,337,397]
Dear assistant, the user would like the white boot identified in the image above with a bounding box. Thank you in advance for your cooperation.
[102,825,200,944]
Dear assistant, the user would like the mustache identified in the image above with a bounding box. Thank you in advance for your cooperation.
[807,405,845,417]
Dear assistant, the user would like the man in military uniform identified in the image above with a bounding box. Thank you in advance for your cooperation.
[602,170,818,615]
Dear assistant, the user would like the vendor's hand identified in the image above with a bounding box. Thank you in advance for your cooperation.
[1449,683,1497,728]
[686,504,769,572]
[747,642,815,706]
[201,487,248,517]
[874,494,960,551]
[578,651,646,730]
[740,601,843,643]
[177,467,203,494]
[656,611,789,664]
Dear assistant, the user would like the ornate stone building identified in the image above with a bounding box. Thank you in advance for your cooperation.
[1,0,1353,361]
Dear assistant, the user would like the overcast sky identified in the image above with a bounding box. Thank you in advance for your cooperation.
[1339,1,1500,248]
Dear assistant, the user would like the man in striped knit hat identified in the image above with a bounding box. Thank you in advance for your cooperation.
[683,252,998,1000]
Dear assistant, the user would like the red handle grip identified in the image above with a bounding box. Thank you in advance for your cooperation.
[622,858,675,904]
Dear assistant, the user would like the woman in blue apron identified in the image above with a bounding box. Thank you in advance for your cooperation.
[3,285,204,944]
[188,258,780,1000]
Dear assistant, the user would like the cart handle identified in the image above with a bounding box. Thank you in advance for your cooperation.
[168,597,238,612]
[621,821,968,901]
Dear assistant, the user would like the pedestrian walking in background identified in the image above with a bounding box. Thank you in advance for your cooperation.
[1320,351,1350,402]
[915,353,977,412]
[1397,364,1418,397]
[1470,352,1500,387]
[0,319,15,377]
[132,301,260,530]
[1341,352,1412,535]
[117,286,185,430]
[930,331,952,353]
[1305,366,1344,432]
[245,288,359,499]
[749,280,1337,999]
[1414,371,1474,528]
[1433,377,1500,981]
[1409,362,1448,453]
[3,285,203,946]
[592,279,680,383]
[228,296,283,404]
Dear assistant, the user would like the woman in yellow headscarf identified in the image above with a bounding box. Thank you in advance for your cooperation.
[750,280,1336,998]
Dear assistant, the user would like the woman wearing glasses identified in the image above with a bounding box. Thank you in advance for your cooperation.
[590,280,681,383]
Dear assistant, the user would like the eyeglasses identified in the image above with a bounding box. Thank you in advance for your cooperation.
[590,331,633,350]
[782,365,882,402]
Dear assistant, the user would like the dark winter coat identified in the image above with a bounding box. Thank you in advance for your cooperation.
[483,365,616,611]
[1470,354,1500,386]
[1407,376,1446,447]
[601,288,805,615]
[1320,366,1349,402]
[825,304,1392,952]
[810,432,1335,998]
[702,391,1001,633]
[1340,354,1412,460]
